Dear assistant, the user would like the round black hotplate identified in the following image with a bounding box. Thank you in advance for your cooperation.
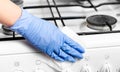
[87,15,117,26]
[86,15,117,31]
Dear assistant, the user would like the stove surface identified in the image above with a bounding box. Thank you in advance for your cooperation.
[0,0,120,72]
[0,0,120,40]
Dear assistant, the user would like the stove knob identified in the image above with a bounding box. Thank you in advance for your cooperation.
[80,64,91,72]
[99,63,111,72]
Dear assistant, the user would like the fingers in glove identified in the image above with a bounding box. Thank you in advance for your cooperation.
[61,43,83,59]
[64,35,85,53]
[54,49,75,62]
[51,52,65,62]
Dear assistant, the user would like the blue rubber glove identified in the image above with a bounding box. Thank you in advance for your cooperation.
[10,10,85,62]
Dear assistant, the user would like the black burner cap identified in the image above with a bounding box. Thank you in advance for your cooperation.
[2,25,17,35]
[2,25,12,32]
[86,15,117,26]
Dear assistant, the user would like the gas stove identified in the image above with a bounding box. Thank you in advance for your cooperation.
[0,0,120,72]
[0,0,120,40]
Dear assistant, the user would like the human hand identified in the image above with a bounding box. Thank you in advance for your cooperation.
[10,10,85,62]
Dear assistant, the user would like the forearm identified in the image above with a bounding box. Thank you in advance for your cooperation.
[0,0,21,27]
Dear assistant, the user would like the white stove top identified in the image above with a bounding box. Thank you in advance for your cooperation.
[23,0,120,33]
[0,0,120,72]
[0,0,120,38]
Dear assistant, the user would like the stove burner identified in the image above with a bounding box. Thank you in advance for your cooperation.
[86,15,117,31]
[2,25,17,35]
[11,0,23,7]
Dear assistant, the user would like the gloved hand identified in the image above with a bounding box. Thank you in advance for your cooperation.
[10,10,85,62]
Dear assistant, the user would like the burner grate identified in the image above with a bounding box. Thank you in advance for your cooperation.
[0,0,120,41]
